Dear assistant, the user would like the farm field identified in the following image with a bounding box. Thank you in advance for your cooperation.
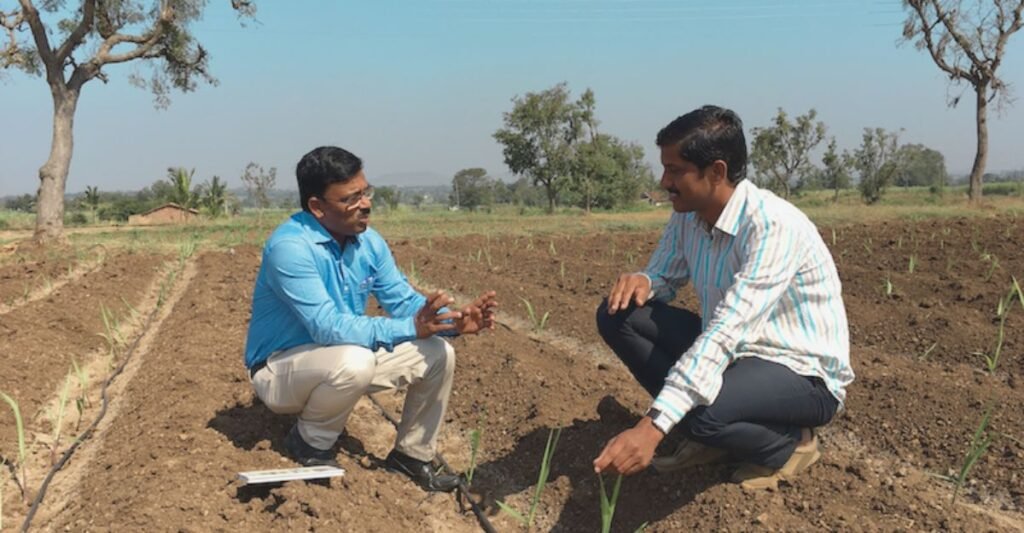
[1,211,1022,532]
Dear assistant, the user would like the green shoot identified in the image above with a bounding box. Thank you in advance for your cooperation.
[51,374,72,465]
[952,408,992,504]
[984,287,1016,373]
[881,275,894,298]
[830,227,837,246]
[598,473,624,533]
[559,261,566,283]
[0,391,27,500]
[1013,277,1024,311]
[120,295,139,318]
[919,342,938,361]
[497,427,562,528]
[519,297,550,332]
[71,356,89,430]
[908,254,917,274]
[466,422,484,485]
[984,255,999,282]
[897,236,902,249]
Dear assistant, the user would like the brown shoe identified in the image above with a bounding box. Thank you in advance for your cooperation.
[652,438,729,473]
[731,431,821,490]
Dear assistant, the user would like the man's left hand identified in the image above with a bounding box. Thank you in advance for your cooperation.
[593,417,664,476]
[454,290,498,335]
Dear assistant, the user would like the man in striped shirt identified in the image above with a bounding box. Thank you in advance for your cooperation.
[593,106,854,490]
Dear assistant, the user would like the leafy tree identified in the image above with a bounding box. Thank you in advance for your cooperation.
[819,138,853,202]
[241,162,276,209]
[494,83,590,213]
[572,134,653,210]
[83,185,100,221]
[450,168,496,211]
[166,167,199,208]
[902,0,1024,203]
[375,186,401,211]
[750,108,827,199]
[854,128,901,205]
[893,143,949,188]
[5,193,35,212]
[0,0,256,242]
[202,175,227,217]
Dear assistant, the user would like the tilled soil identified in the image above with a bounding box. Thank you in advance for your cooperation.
[5,214,1023,531]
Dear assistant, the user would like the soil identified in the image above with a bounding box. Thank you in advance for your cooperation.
[2,215,1021,531]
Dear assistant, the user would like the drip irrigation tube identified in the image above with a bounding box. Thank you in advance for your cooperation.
[368,396,497,533]
[19,254,169,532]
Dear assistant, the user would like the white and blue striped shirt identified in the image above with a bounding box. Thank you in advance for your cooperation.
[645,179,854,432]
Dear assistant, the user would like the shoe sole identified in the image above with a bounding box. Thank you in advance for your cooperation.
[738,442,822,490]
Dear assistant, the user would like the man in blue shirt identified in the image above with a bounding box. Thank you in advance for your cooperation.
[244,146,497,492]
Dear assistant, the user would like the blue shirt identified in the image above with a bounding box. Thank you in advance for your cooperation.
[244,211,426,368]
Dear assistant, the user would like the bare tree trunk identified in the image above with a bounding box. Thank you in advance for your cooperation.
[968,83,989,204]
[545,182,556,213]
[34,88,80,243]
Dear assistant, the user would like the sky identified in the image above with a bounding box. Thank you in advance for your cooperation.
[1,0,1023,196]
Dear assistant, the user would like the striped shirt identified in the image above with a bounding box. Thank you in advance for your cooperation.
[645,179,854,432]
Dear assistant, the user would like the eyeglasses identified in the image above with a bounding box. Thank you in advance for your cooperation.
[326,185,375,209]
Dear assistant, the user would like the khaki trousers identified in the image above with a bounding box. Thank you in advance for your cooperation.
[251,337,455,462]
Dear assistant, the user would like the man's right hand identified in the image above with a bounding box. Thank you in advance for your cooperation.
[415,290,461,338]
[606,273,652,315]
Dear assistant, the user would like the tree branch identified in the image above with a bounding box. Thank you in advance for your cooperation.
[910,1,974,83]
[17,0,57,82]
[54,0,97,65]
[933,1,987,72]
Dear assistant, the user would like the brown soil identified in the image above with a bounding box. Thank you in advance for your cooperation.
[4,215,1021,531]
[0,253,167,456]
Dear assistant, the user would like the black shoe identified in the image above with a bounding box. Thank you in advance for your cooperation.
[284,425,340,468]
[384,450,460,492]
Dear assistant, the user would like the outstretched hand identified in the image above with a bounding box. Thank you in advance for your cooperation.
[415,290,460,339]
[455,290,498,335]
[593,417,664,476]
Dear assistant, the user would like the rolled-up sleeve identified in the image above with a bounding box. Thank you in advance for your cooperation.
[264,239,417,351]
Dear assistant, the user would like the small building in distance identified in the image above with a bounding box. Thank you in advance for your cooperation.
[128,203,200,225]
[640,190,669,207]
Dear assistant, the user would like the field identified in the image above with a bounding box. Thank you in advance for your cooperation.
[1,203,1023,532]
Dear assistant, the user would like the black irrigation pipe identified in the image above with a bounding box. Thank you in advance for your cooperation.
[368,395,498,533]
[19,255,174,532]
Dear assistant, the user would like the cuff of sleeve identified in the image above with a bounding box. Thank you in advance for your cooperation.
[390,316,418,348]
[651,389,696,433]
[638,271,659,302]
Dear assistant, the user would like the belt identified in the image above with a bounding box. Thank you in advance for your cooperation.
[248,360,267,380]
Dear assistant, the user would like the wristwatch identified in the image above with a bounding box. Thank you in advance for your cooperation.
[644,407,672,435]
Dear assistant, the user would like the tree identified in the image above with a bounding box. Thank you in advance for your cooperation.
[0,1,256,242]
[750,108,827,199]
[166,167,199,208]
[450,168,495,211]
[202,175,227,217]
[902,0,1024,203]
[5,193,35,212]
[819,138,853,202]
[572,134,654,210]
[375,186,401,211]
[893,143,949,188]
[83,184,99,220]
[494,82,589,213]
[854,128,901,205]
[241,162,276,209]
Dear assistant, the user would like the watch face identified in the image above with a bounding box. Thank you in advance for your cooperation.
[646,408,662,420]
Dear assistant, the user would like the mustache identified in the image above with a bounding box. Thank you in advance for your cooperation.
[666,187,680,194]
[358,207,371,216]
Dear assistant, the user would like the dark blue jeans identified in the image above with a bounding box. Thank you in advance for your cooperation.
[596,299,838,468]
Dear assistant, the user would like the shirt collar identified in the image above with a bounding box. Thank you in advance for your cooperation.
[292,211,361,247]
[713,179,752,237]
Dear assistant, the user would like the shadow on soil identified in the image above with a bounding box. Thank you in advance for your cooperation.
[473,395,726,532]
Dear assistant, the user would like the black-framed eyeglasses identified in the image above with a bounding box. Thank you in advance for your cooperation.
[327,185,375,209]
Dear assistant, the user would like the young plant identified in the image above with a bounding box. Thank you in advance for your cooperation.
[98,304,122,362]
[881,275,894,298]
[983,286,1015,373]
[830,227,837,246]
[918,342,938,361]
[519,297,550,333]
[952,408,992,504]
[0,391,27,501]
[598,473,624,533]
[466,420,484,485]
[70,356,90,430]
[559,261,566,284]
[908,254,917,274]
[983,255,999,282]
[548,240,557,257]
[496,427,562,529]
[50,374,72,465]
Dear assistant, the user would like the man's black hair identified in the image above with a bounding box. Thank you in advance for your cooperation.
[656,105,747,184]
[296,146,363,211]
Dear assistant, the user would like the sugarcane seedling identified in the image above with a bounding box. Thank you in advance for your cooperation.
[908,254,917,274]
[50,374,72,465]
[496,427,562,530]
[519,297,550,333]
[466,417,485,485]
[953,408,992,504]
[598,473,624,533]
[0,391,27,502]
[70,356,90,430]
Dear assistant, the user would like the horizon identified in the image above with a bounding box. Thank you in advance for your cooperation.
[2,0,1023,197]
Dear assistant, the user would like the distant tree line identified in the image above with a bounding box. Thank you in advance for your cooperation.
[749,108,960,204]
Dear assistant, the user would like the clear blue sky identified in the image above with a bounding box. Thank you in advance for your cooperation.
[1,0,1023,196]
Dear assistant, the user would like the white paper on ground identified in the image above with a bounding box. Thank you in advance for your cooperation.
[238,465,345,485]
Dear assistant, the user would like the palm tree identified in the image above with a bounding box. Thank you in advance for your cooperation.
[203,176,228,217]
[166,167,199,209]
[84,186,100,222]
